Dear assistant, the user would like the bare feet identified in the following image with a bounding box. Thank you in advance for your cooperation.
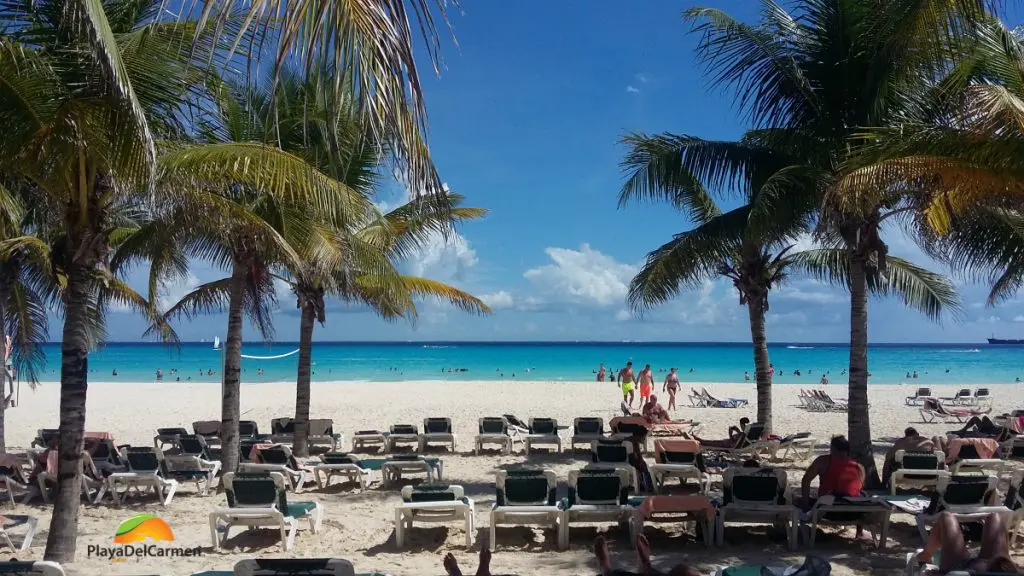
[635,533,653,572]
[443,552,463,576]
[594,535,613,575]
[476,547,492,576]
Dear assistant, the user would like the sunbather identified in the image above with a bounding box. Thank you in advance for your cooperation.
[693,418,748,449]
[800,435,868,540]
[642,395,671,424]
[948,416,1016,441]
[881,427,935,487]
[595,534,702,576]
[916,511,1018,573]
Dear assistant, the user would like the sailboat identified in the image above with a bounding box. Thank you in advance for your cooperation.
[213,336,221,350]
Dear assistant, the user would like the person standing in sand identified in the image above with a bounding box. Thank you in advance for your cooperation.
[638,364,654,406]
[663,368,680,411]
[618,362,636,407]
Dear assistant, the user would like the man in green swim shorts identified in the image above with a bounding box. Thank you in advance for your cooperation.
[617,361,636,408]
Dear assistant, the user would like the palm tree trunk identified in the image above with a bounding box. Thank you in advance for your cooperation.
[219,262,247,473]
[847,252,872,458]
[746,299,772,434]
[43,269,91,562]
[0,296,8,454]
[292,300,315,457]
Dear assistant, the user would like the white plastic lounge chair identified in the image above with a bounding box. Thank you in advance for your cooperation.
[905,388,933,406]
[971,388,993,406]
[948,443,1006,476]
[153,427,188,452]
[419,418,457,452]
[524,418,561,454]
[649,439,710,494]
[890,450,949,494]
[386,424,421,453]
[701,388,748,408]
[914,474,1009,541]
[395,483,475,548]
[232,558,363,576]
[270,418,343,452]
[0,515,37,551]
[1006,470,1024,549]
[0,456,31,508]
[192,420,221,442]
[37,451,104,504]
[351,430,388,453]
[561,467,633,548]
[688,388,707,408]
[919,398,991,423]
[628,494,714,547]
[710,422,771,459]
[237,445,310,493]
[590,439,638,491]
[570,417,605,450]
[772,432,817,461]
[902,549,1007,576]
[98,447,178,506]
[238,420,261,439]
[163,435,222,495]
[312,453,376,490]
[474,417,516,454]
[940,389,972,406]
[0,561,65,575]
[804,494,893,549]
[209,472,323,552]
[717,467,798,549]
[381,455,443,485]
[490,469,563,551]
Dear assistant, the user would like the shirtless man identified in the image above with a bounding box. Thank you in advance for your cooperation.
[618,361,636,407]
[663,368,680,411]
[638,364,654,406]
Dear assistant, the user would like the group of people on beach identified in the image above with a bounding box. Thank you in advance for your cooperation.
[596,361,682,411]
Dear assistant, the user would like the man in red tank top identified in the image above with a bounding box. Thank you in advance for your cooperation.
[800,436,868,539]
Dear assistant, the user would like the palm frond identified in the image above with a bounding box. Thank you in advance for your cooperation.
[398,275,491,316]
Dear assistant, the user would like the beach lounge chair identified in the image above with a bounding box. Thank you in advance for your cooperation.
[381,454,443,485]
[561,467,632,548]
[649,439,711,494]
[947,441,1005,476]
[0,515,37,552]
[919,398,991,423]
[710,422,770,459]
[99,447,178,506]
[36,451,104,504]
[804,494,893,549]
[971,387,993,407]
[570,417,605,450]
[163,435,222,495]
[940,388,973,406]
[209,472,324,552]
[701,388,748,408]
[270,418,343,452]
[386,424,421,453]
[153,427,188,452]
[905,388,933,406]
[238,420,262,439]
[0,559,58,576]
[312,452,376,490]
[490,469,563,551]
[890,450,949,494]
[629,494,715,547]
[688,388,707,408]
[474,417,516,454]
[351,430,388,453]
[419,417,457,452]
[590,440,638,491]
[192,420,221,441]
[717,467,798,549]
[30,429,59,449]
[232,558,357,576]
[524,418,561,454]
[914,474,1008,541]
[395,483,475,548]
[238,445,310,493]
[772,432,817,461]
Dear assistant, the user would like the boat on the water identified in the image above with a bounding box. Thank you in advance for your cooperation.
[987,337,1024,345]
[213,336,221,350]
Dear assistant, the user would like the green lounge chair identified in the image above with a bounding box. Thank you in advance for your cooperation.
[590,439,638,491]
[387,424,421,453]
[98,446,178,506]
[0,561,64,575]
[490,469,562,551]
[717,467,798,549]
[209,472,323,552]
[381,454,442,485]
[163,435,222,496]
[312,453,375,489]
[524,418,561,454]
[352,430,388,453]
[419,417,457,452]
[474,417,515,454]
[915,474,1009,541]
[570,417,605,450]
[561,467,632,548]
[153,427,188,452]
[649,439,710,494]
[395,484,475,548]
[891,450,948,494]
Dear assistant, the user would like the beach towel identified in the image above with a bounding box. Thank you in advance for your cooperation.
[945,437,999,463]
[637,494,715,521]
[654,439,700,453]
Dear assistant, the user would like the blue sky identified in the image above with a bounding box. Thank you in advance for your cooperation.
[102,1,1024,344]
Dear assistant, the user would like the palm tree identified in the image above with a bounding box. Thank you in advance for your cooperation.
[0,186,51,453]
[0,0,224,560]
[682,0,979,458]
[266,73,490,456]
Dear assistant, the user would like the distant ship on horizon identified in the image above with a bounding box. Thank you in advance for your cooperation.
[987,337,1024,345]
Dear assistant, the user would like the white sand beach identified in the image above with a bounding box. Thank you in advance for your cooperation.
[3,380,1022,575]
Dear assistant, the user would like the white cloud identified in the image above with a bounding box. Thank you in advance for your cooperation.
[626,85,640,94]
[1014,315,1024,322]
[767,311,809,325]
[635,73,650,84]
[523,244,637,307]
[480,291,515,310]
[615,309,632,322]
[775,285,844,304]
[406,232,478,282]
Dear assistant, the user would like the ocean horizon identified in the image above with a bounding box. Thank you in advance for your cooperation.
[21,341,1024,385]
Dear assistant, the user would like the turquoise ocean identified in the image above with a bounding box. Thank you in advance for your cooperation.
[27,341,1024,385]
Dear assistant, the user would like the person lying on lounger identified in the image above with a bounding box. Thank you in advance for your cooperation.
[949,416,1016,441]
[642,395,671,424]
[693,417,749,449]
[881,427,935,487]
[916,511,1018,574]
